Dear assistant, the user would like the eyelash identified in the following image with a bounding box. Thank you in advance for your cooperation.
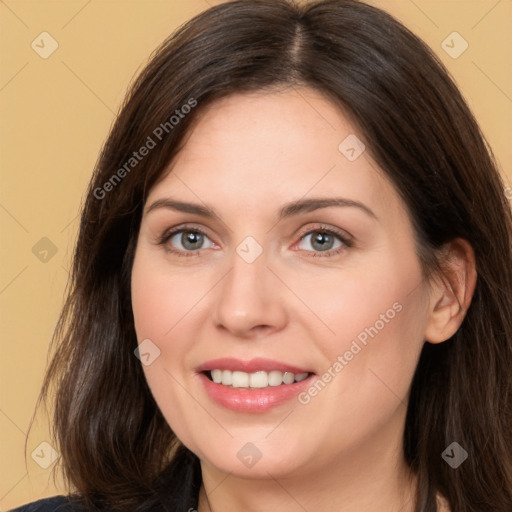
[157,223,353,258]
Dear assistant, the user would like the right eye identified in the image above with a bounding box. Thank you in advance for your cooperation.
[159,226,216,257]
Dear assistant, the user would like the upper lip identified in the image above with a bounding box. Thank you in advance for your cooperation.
[196,358,313,374]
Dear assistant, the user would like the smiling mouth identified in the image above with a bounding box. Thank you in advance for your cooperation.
[204,369,312,388]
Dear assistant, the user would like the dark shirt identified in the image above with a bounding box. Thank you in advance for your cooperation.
[9,496,77,512]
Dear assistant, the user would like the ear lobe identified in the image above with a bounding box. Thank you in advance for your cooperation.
[424,238,477,344]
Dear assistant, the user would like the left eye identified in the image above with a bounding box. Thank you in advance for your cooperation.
[297,230,345,253]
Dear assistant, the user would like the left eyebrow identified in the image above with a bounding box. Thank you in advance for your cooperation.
[277,197,378,221]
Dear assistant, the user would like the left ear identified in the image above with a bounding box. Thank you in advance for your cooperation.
[423,238,477,344]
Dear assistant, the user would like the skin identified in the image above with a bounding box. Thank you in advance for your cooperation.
[131,87,476,512]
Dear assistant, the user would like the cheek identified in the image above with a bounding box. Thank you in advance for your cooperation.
[130,248,199,391]
[131,248,208,341]
[301,248,426,399]
[286,271,426,453]
[131,250,207,447]
[300,248,423,346]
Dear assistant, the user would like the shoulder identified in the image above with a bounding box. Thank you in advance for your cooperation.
[9,496,81,512]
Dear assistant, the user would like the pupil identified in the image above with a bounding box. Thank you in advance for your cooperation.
[183,231,203,250]
[312,231,333,251]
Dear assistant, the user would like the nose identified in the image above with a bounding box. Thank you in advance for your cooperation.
[213,249,288,340]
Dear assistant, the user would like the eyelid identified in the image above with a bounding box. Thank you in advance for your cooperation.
[292,223,353,257]
[294,223,353,245]
[158,222,213,243]
[157,223,216,254]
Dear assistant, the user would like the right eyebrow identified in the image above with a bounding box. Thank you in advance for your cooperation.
[145,198,216,218]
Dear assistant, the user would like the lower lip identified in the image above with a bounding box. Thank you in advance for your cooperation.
[198,372,315,413]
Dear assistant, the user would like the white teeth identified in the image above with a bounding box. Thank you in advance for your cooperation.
[282,372,295,385]
[221,369,232,386]
[232,371,249,388]
[268,370,283,386]
[249,371,268,388]
[209,369,310,388]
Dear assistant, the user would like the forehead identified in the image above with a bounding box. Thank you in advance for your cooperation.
[148,88,402,224]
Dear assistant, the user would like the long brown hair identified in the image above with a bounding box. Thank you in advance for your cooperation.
[34,0,512,510]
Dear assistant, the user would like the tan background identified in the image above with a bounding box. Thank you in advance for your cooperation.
[1,0,510,508]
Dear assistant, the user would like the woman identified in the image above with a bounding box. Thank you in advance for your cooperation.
[12,0,512,511]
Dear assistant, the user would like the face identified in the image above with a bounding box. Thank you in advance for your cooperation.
[131,88,431,480]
